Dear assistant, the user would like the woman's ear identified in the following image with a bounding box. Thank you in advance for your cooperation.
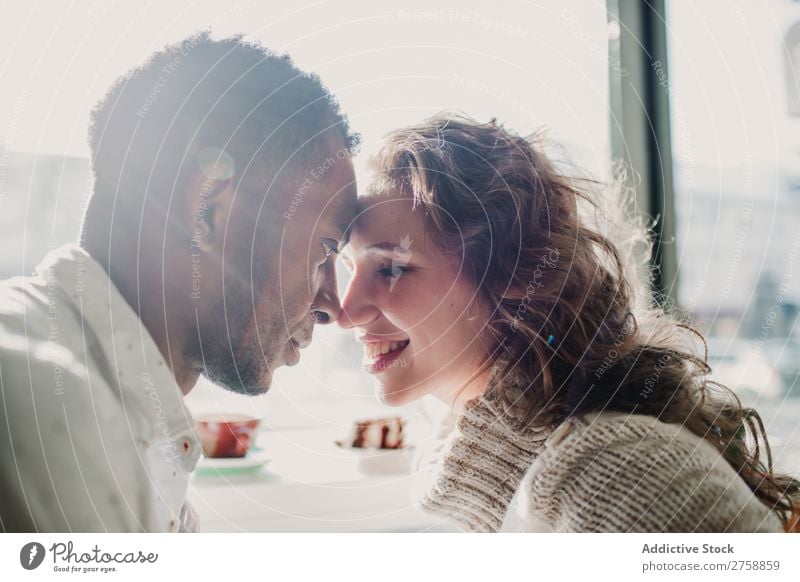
[183,170,235,253]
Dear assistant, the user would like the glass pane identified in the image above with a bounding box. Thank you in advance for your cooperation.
[667,1,800,470]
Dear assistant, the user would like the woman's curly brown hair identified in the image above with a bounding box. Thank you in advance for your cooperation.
[368,112,800,530]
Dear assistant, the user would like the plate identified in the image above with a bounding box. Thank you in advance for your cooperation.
[194,448,270,477]
[336,443,415,475]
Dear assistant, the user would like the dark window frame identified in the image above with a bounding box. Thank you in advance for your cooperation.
[608,0,678,306]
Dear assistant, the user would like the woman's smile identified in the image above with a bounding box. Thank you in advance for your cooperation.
[360,339,411,372]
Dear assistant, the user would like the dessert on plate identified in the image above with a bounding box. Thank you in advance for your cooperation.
[337,416,406,449]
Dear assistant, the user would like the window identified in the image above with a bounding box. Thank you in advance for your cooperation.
[666,0,800,470]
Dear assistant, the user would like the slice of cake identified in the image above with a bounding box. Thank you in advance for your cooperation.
[338,417,406,449]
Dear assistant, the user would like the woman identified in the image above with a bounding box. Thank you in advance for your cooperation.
[337,113,800,533]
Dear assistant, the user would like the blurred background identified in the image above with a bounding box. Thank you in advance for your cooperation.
[1,0,799,530]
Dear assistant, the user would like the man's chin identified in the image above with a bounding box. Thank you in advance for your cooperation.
[232,381,271,396]
[201,367,272,396]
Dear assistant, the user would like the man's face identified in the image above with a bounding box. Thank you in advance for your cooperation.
[200,148,357,395]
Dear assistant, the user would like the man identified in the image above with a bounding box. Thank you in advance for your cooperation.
[0,32,358,531]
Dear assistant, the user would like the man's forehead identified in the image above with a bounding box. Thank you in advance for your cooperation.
[324,157,357,237]
[285,152,356,218]
[335,185,358,236]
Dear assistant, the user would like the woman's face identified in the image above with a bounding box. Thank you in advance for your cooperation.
[337,192,492,406]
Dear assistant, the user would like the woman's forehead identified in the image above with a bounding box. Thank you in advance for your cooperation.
[355,194,419,228]
[348,194,429,249]
[356,189,414,212]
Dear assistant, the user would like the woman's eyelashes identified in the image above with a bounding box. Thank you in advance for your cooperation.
[378,264,413,280]
[336,253,414,280]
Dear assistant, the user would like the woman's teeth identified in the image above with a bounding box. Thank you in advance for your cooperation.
[365,341,408,359]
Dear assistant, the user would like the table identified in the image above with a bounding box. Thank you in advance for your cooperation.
[188,427,458,532]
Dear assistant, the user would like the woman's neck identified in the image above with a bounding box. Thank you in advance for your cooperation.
[446,361,494,412]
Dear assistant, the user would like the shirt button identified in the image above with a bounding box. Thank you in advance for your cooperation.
[180,437,192,454]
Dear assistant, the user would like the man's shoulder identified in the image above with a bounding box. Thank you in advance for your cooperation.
[0,269,59,337]
[0,269,83,361]
[0,268,96,414]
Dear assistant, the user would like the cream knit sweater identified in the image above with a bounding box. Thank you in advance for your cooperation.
[418,369,784,533]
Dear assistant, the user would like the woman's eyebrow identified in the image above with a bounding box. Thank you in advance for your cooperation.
[366,242,398,252]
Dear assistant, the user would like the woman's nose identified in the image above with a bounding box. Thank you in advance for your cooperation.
[337,270,378,329]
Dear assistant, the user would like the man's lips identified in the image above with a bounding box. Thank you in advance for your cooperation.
[291,335,312,349]
[286,330,312,367]
[287,339,301,366]
[291,325,313,349]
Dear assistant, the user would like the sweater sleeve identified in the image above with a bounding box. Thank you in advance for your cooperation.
[417,395,551,532]
[528,416,784,533]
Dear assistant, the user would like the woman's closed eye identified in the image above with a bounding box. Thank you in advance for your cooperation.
[378,264,413,279]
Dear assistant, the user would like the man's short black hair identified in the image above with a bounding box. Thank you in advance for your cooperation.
[87,31,358,221]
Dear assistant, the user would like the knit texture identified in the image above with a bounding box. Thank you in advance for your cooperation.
[418,367,551,532]
[525,411,783,532]
[418,372,784,533]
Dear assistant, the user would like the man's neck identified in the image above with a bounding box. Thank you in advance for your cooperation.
[82,234,199,395]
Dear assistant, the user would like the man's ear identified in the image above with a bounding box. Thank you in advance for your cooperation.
[184,170,235,253]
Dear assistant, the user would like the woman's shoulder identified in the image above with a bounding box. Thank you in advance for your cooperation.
[521,411,689,501]
[529,410,710,470]
[518,411,782,532]
[540,409,721,462]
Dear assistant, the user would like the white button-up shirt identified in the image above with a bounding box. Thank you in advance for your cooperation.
[0,244,200,532]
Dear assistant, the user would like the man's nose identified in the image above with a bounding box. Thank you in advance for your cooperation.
[311,261,341,324]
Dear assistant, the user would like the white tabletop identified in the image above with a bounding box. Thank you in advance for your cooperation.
[188,426,457,532]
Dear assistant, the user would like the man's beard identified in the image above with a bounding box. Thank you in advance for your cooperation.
[200,326,271,396]
[194,248,278,396]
